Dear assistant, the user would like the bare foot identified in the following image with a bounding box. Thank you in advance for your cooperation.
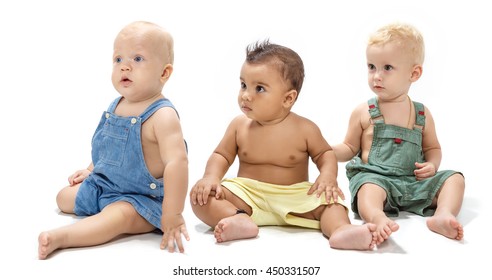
[329,223,378,250]
[426,213,464,240]
[214,214,259,243]
[38,232,60,260]
[373,216,399,245]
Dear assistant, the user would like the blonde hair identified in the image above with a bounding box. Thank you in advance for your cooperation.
[368,23,425,65]
[119,21,174,64]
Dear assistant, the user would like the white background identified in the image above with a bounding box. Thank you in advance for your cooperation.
[1,0,490,279]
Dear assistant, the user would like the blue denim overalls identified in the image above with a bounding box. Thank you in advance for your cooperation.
[74,97,179,229]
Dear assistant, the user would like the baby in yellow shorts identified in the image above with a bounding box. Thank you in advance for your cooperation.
[190,40,377,250]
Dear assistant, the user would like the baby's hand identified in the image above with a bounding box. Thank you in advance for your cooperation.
[308,177,345,203]
[160,213,189,253]
[68,169,91,186]
[414,162,436,181]
[189,178,224,206]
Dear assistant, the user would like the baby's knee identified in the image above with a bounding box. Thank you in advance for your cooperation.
[440,173,465,193]
[56,187,76,213]
[113,201,139,219]
[451,173,465,187]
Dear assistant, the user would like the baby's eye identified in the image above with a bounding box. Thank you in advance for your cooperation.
[134,56,144,62]
[384,65,393,71]
[240,82,246,89]
[367,64,375,70]
[115,57,122,63]
[255,86,265,93]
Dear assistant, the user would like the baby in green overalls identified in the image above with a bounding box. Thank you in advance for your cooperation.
[333,23,465,246]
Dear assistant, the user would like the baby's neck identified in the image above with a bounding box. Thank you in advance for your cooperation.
[255,112,291,126]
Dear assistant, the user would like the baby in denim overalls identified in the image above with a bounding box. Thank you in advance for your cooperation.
[334,23,465,246]
[38,21,189,259]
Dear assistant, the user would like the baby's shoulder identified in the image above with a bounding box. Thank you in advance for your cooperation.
[286,112,315,125]
[146,106,181,134]
[346,102,371,119]
[224,115,252,132]
[355,101,371,112]
[286,113,322,134]
[230,114,251,126]
[152,106,179,121]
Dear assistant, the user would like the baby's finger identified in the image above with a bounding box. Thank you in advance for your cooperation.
[215,185,223,199]
[332,190,339,203]
[325,191,334,203]
[73,175,83,184]
[180,225,190,242]
[337,188,346,200]
[307,184,318,195]
[171,225,189,253]
[190,189,197,205]
[167,235,176,253]
[416,174,427,181]
[160,233,168,250]
[175,238,184,253]
[196,188,206,206]
[414,168,424,175]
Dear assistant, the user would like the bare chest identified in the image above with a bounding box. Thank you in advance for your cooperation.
[237,129,307,167]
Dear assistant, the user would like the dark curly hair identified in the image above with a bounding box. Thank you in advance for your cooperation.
[245,40,305,97]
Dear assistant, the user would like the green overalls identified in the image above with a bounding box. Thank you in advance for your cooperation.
[346,97,460,217]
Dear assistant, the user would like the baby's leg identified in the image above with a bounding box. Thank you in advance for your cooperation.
[214,213,259,243]
[56,183,81,214]
[319,204,377,250]
[427,174,465,240]
[191,186,253,227]
[357,184,399,245]
[38,201,154,259]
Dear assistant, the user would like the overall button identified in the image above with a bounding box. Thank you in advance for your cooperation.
[149,183,157,190]
[131,118,137,124]
[105,113,110,119]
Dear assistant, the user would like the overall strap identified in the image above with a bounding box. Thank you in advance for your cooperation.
[139,98,188,153]
[413,101,426,131]
[367,97,384,124]
[139,98,177,122]
[106,97,123,113]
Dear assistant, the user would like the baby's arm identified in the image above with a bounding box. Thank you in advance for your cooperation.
[154,108,189,253]
[309,149,345,202]
[333,103,365,162]
[415,107,442,180]
[304,120,345,202]
[68,163,94,185]
[190,117,240,205]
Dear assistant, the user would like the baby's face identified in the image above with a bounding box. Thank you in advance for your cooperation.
[111,27,169,102]
[238,62,293,124]
[366,42,418,101]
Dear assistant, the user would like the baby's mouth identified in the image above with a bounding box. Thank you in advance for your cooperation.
[120,77,133,86]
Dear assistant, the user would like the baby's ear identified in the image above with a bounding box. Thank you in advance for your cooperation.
[161,64,174,82]
[283,89,298,107]
[410,64,423,82]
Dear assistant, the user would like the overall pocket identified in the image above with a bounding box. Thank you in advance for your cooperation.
[371,124,424,171]
[99,116,130,167]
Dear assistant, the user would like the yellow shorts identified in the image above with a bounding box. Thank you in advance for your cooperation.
[221,177,348,229]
